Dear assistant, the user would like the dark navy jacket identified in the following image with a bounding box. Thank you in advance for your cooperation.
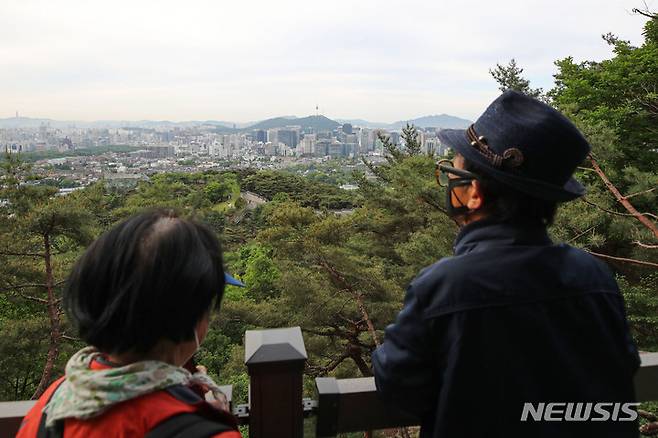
[372,220,640,438]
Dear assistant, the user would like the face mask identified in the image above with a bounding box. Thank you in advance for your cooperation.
[446,177,475,219]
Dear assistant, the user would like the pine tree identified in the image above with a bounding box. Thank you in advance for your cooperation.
[489,58,546,101]
[0,153,94,398]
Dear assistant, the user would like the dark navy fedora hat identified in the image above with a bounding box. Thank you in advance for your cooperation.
[438,90,591,202]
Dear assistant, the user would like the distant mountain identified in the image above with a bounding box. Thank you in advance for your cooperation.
[0,117,61,128]
[0,117,245,130]
[244,115,340,132]
[0,113,470,131]
[337,114,472,130]
[335,119,391,129]
[390,114,472,129]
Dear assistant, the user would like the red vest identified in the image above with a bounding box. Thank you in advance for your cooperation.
[17,359,241,438]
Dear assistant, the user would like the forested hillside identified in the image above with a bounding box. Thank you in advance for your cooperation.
[0,17,656,431]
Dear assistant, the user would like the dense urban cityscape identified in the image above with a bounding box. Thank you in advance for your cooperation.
[0,114,463,190]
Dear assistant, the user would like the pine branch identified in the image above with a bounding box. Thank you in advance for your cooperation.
[317,258,382,346]
[361,157,391,183]
[307,352,350,376]
[582,198,658,220]
[0,283,47,293]
[302,327,343,338]
[624,186,657,200]
[567,225,598,244]
[585,250,658,269]
[0,279,66,294]
[379,132,404,163]
[587,155,658,238]
[634,241,658,249]
[0,251,45,258]
[632,7,658,19]
[419,193,447,212]
[15,293,48,304]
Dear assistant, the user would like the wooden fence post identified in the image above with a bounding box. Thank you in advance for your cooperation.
[245,326,307,438]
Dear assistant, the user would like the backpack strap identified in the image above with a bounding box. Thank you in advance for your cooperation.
[36,380,66,438]
[145,413,232,438]
[145,385,235,438]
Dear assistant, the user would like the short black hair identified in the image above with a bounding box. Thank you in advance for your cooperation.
[64,209,226,354]
[462,158,558,226]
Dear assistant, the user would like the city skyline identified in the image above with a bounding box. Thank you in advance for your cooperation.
[0,112,472,129]
[1,0,652,121]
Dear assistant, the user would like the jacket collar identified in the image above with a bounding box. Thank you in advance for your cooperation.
[453,219,552,256]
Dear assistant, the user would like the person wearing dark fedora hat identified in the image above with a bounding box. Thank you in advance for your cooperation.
[372,91,640,437]
[438,89,591,202]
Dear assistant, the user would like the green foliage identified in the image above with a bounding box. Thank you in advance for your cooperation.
[242,170,355,209]
[202,210,227,235]
[204,180,232,204]
[489,58,545,100]
[0,152,98,399]
[284,159,360,186]
[401,123,422,156]
[7,145,140,162]
[229,244,281,301]
[218,150,456,381]
[618,274,658,351]
[196,330,233,379]
[114,171,241,219]
[551,17,658,172]
[492,25,658,353]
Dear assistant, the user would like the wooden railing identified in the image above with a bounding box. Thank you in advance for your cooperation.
[0,385,234,438]
[1,327,657,438]
[314,377,419,436]
[314,351,658,437]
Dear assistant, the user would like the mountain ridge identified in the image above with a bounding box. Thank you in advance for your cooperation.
[243,115,339,131]
[0,113,471,131]
[337,114,471,129]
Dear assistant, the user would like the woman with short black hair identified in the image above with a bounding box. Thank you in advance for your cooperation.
[18,209,242,438]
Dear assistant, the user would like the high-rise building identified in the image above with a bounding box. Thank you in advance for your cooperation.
[277,129,299,148]
[253,129,267,143]
[267,129,278,144]
[344,143,357,156]
[315,140,331,156]
[264,142,277,156]
[300,134,316,155]
[359,129,371,154]
[328,142,344,157]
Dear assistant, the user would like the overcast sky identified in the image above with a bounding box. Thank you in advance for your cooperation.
[0,0,653,122]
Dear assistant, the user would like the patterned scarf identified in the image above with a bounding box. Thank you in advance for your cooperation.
[43,346,225,428]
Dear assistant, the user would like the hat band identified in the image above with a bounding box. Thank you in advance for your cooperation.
[466,125,524,169]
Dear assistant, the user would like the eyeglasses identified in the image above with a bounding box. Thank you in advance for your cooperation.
[435,159,478,187]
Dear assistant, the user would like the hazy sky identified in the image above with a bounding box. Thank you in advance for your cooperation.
[0,0,653,122]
